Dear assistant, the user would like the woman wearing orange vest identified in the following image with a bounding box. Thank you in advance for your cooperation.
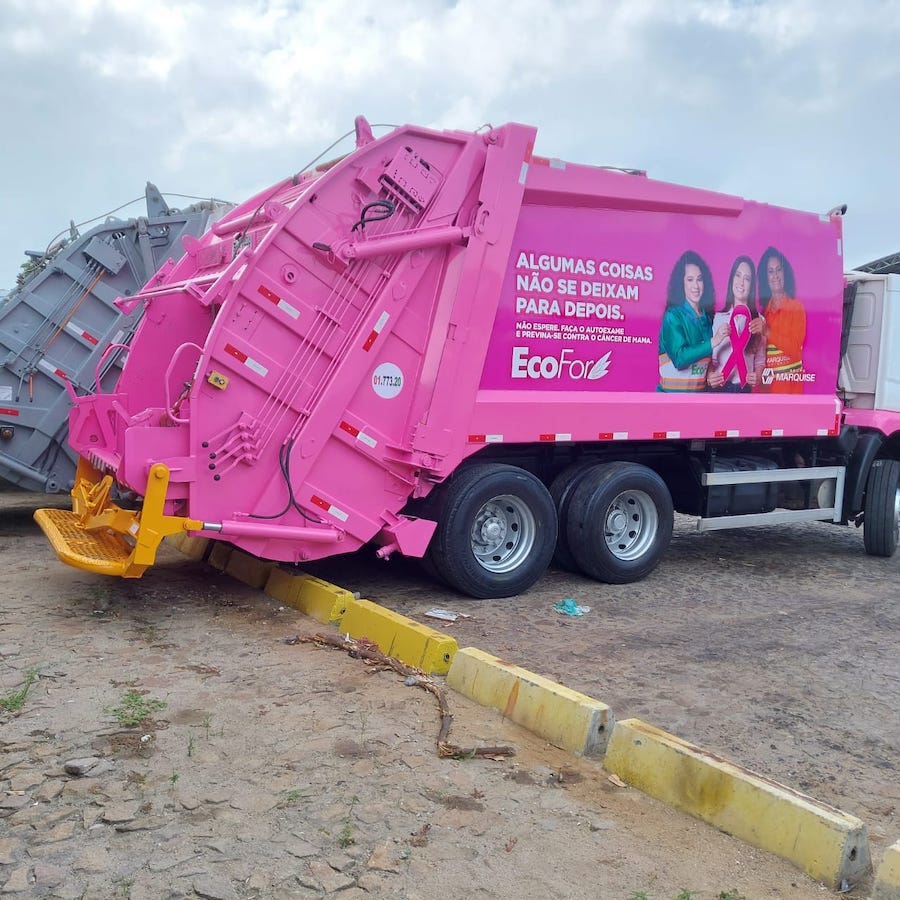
[757,246,805,394]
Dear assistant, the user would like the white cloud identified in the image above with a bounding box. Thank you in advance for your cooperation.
[1,0,900,285]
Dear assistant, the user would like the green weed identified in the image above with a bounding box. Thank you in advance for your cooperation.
[338,795,360,848]
[338,820,355,848]
[0,668,39,714]
[108,689,166,727]
[112,877,133,897]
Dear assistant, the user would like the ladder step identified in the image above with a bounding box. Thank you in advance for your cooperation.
[34,508,139,576]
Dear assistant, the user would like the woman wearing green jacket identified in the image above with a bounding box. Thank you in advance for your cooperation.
[658,250,728,392]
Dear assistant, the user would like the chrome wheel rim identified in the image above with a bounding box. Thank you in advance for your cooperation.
[470,494,536,573]
[604,490,658,561]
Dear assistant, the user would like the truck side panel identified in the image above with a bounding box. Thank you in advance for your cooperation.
[473,171,844,445]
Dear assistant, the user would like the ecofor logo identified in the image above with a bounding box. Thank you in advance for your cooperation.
[511,347,611,381]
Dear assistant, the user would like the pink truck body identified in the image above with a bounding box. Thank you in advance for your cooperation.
[36,118,900,597]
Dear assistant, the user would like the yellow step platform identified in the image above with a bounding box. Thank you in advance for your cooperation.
[34,508,141,577]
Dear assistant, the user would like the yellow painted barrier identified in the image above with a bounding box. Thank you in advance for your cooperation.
[178,535,210,561]
[873,838,900,900]
[338,598,456,675]
[264,568,353,624]
[446,647,612,756]
[207,542,232,572]
[604,718,870,889]
[224,549,276,589]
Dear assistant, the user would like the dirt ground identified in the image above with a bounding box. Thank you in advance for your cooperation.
[1,488,894,899]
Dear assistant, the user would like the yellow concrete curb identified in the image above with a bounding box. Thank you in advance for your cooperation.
[445,647,613,757]
[873,838,900,900]
[224,549,276,589]
[604,718,870,889]
[164,533,186,552]
[205,543,276,589]
[338,598,457,675]
[164,532,210,560]
[264,568,353,624]
[178,535,211,561]
[207,542,232,572]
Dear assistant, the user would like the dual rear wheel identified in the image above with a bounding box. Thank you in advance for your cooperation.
[423,460,673,598]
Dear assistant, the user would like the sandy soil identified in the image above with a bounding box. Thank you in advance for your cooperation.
[308,515,900,870]
[1,488,888,898]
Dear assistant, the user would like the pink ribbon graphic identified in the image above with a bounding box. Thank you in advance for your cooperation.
[719,303,752,385]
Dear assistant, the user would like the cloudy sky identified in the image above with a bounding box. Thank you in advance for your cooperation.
[2,0,898,289]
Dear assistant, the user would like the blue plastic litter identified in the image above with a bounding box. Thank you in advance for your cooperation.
[553,598,591,616]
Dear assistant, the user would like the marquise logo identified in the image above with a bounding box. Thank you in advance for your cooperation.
[511,347,611,381]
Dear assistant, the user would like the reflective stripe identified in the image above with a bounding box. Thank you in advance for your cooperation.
[658,353,709,392]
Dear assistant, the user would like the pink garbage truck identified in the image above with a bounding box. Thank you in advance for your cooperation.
[35,117,900,598]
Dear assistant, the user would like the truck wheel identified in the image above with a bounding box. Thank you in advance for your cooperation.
[549,460,599,572]
[566,462,673,583]
[428,463,557,598]
[418,544,449,586]
[863,459,900,557]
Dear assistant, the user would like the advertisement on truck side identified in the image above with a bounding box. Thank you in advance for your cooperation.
[480,202,844,396]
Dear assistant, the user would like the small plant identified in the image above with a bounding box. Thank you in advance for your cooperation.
[201,713,213,739]
[169,769,179,786]
[627,893,650,900]
[338,820,355,848]
[676,892,696,900]
[134,624,160,644]
[187,734,195,757]
[717,893,746,900]
[112,877,133,897]
[109,689,167,727]
[0,668,39,714]
[285,789,308,805]
[338,795,360,848]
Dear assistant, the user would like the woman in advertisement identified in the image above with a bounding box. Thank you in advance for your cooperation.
[757,246,805,394]
[658,250,727,392]
[707,255,767,393]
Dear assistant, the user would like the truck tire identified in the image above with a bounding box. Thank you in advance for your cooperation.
[863,459,900,557]
[566,462,673,583]
[549,460,599,571]
[428,463,557,598]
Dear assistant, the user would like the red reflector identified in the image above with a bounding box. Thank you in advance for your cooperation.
[224,343,248,363]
